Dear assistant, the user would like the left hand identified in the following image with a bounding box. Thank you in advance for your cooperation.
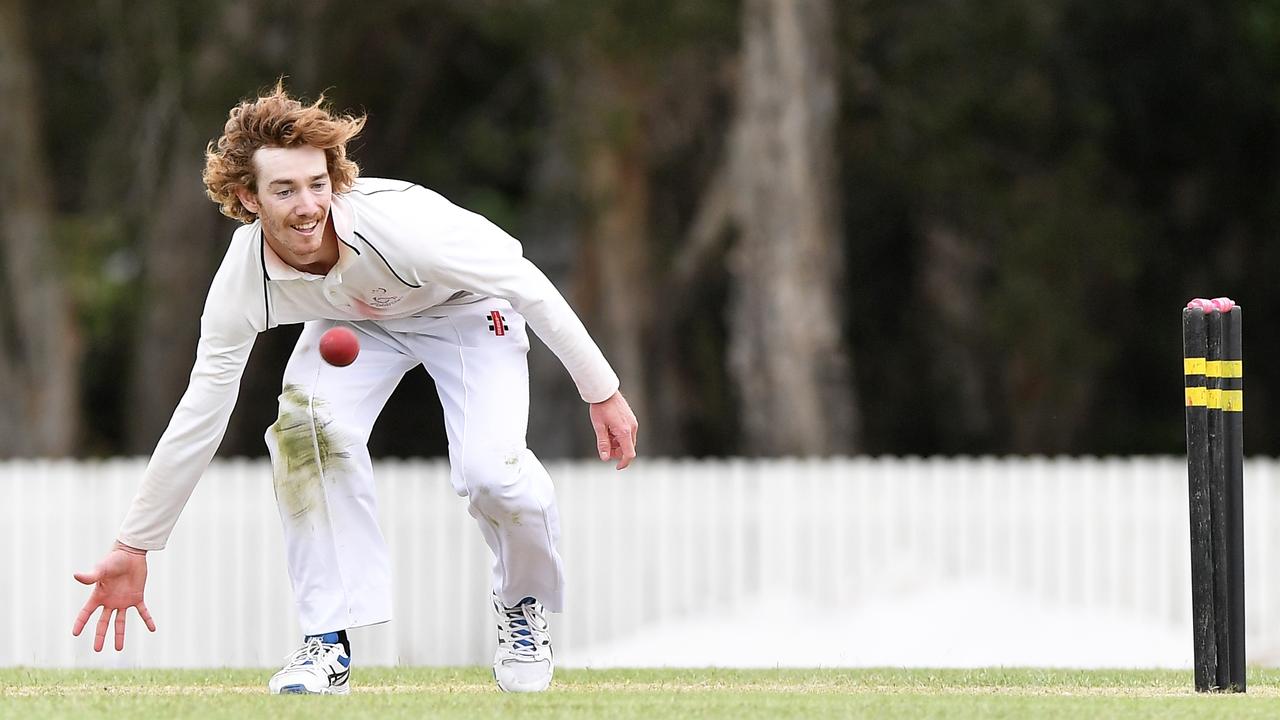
[589,391,639,470]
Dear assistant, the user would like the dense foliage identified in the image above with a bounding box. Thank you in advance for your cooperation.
[12,0,1280,457]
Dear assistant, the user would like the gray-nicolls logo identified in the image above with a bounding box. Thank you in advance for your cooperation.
[487,311,509,336]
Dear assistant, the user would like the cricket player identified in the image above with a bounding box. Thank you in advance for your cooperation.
[71,85,639,694]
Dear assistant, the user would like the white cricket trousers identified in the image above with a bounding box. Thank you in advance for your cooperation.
[264,302,566,636]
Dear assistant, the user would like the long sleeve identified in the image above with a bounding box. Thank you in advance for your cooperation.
[116,241,263,550]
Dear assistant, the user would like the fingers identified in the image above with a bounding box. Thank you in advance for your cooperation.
[592,419,611,461]
[73,571,98,586]
[94,608,111,653]
[137,601,157,633]
[72,601,98,636]
[614,426,637,470]
[115,608,127,651]
[613,407,638,469]
[74,604,154,649]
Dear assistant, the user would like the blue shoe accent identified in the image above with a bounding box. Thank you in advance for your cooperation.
[338,655,351,668]
[279,684,309,694]
[506,598,540,650]
[301,632,346,665]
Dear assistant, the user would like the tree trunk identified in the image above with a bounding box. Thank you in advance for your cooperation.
[125,120,227,451]
[0,0,82,456]
[917,223,996,451]
[523,58,590,458]
[568,58,655,445]
[121,72,230,451]
[727,0,858,455]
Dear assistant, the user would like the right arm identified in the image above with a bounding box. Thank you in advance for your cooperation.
[73,237,263,649]
[118,234,264,549]
[116,322,257,549]
[72,321,256,650]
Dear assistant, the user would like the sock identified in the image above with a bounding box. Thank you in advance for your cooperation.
[306,629,351,658]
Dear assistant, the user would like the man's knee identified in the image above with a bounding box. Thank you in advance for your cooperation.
[265,385,353,471]
[461,446,534,502]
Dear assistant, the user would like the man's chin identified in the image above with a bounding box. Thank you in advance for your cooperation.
[285,228,323,249]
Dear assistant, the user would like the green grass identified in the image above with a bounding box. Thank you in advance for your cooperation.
[4,667,1280,719]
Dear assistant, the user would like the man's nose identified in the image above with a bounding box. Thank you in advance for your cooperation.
[296,190,321,215]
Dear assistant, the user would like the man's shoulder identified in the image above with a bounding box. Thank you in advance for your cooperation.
[346,177,429,199]
[204,221,269,331]
[227,220,259,243]
[207,221,271,294]
[342,178,474,241]
[344,178,465,215]
[219,221,263,267]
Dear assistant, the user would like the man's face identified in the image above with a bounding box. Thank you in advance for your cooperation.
[237,146,333,262]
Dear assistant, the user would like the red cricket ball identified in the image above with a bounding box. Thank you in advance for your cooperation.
[319,326,360,367]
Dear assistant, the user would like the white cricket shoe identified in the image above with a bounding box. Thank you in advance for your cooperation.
[493,595,553,692]
[268,636,351,695]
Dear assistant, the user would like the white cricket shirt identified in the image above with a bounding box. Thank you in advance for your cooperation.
[117,178,619,550]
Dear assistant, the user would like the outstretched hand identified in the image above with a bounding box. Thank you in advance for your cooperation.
[589,391,639,470]
[72,542,156,651]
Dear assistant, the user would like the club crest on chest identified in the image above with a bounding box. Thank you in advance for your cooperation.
[368,288,403,308]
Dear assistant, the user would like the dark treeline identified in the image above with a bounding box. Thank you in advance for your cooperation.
[1,0,1276,459]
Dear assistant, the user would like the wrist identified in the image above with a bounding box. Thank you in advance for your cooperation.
[113,540,147,556]
[591,390,621,406]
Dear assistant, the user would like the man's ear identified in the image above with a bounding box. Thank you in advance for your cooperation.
[235,186,260,214]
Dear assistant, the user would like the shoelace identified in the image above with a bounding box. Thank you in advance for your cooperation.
[501,599,549,657]
[283,637,331,668]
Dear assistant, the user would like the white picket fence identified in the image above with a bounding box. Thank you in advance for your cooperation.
[4,457,1280,669]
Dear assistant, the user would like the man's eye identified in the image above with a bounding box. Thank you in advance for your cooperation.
[276,190,292,198]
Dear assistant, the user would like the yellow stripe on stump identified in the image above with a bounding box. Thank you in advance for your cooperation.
[1203,360,1243,378]
[1186,386,1208,407]
[1207,388,1223,409]
[1185,357,1206,375]
[1223,390,1244,412]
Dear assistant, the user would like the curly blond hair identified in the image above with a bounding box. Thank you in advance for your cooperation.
[204,82,366,223]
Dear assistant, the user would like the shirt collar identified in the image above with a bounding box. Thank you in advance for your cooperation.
[328,194,359,280]
[260,229,309,280]
[331,193,355,243]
